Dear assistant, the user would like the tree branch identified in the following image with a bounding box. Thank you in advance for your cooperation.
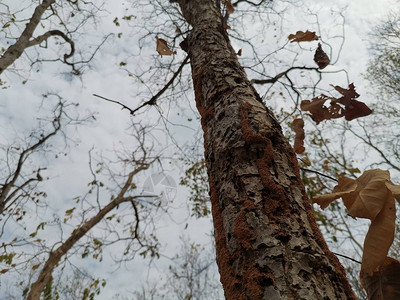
[27,30,75,62]
[250,66,318,85]
[0,105,62,213]
[26,161,154,299]
[0,0,56,74]
[93,56,190,115]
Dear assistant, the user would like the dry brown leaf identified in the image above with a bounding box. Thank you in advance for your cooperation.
[314,170,391,219]
[301,84,372,124]
[302,157,311,166]
[292,118,305,154]
[314,43,330,69]
[300,95,344,124]
[313,169,400,275]
[288,30,319,43]
[386,181,400,202]
[344,100,373,121]
[313,176,357,209]
[361,257,400,300]
[332,83,360,101]
[155,36,177,56]
[350,170,390,219]
[362,197,396,275]
[226,1,234,14]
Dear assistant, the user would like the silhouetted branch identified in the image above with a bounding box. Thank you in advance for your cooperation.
[0,0,56,74]
[93,56,189,115]
[251,66,318,85]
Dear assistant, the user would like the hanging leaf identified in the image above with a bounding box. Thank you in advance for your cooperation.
[301,83,372,124]
[300,95,344,124]
[314,43,330,69]
[363,197,396,276]
[155,36,177,56]
[288,30,319,43]
[313,169,400,275]
[361,257,400,300]
[332,83,360,101]
[344,100,373,121]
[292,118,305,154]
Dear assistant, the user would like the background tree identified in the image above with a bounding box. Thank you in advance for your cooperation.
[131,236,223,300]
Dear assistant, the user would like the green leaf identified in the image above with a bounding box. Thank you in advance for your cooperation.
[65,208,75,216]
[93,238,102,246]
[113,17,120,26]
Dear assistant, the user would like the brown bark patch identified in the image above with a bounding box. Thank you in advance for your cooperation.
[239,102,290,221]
[209,181,242,299]
[239,102,268,144]
[233,199,255,250]
[245,266,276,299]
[210,181,277,299]
[192,65,216,131]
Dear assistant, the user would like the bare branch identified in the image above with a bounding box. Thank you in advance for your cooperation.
[251,66,318,85]
[0,104,62,213]
[27,29,75,62]
[27,160,155,299]
[0,0,56,74]
[93,56,190,115]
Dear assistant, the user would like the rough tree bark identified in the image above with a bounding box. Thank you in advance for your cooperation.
[177,0,356,299]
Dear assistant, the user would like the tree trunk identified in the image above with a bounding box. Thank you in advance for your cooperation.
[177,1,356,299]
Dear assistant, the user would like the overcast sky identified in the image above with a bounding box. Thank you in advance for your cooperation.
[0,0,398,298]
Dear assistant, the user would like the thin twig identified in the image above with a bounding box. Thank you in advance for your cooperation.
[92,94,135,113]
[93,55,190,115]
[300,167,338,182]
[332,252,361,264]
[251,66,318,85]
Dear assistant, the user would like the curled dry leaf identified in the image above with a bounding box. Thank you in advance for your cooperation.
[155,36,177,56]
[363,197,396,276]
[313,169,400,275]
[314,43,330,69]
[361,257,400,300]
[301,83,372,124]
[292,118,305,154]
[226,0,234,14]
[288,30,319,43]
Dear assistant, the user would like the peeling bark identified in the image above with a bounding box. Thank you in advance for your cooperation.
[177,0,356,299]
